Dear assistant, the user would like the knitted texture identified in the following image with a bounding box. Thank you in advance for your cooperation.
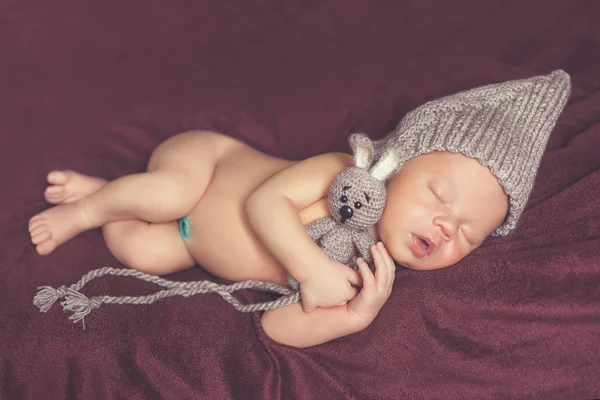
[309,133,398,265]
[328,168,387,230]
[374,70,571,236]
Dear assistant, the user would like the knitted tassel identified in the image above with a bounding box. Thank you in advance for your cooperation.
[33,285,69,313]
[61,290,102,326]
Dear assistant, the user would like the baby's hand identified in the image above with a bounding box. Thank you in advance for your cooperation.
[299,259,362,312]
[348,242,396,324]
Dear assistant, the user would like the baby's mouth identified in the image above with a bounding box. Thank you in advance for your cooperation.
[410,234,432,258]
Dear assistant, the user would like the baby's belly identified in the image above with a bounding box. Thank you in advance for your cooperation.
[182,147,330,285]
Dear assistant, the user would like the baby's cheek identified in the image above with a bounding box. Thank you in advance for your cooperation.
[434,243,471,269]
[379,234,410,268]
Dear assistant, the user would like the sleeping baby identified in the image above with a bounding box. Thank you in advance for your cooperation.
[28,70,570,348]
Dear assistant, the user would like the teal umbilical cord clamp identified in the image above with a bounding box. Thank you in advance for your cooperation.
[178,216,191,239]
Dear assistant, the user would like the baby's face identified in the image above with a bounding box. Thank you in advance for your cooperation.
[377,151,509,270]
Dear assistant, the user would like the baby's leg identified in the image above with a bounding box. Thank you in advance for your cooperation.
[29,130,233,256]
[30,169,194,273]
[29,170,199,255]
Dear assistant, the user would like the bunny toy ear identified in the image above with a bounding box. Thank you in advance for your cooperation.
[349,133,374,170]
[370,148,400,181]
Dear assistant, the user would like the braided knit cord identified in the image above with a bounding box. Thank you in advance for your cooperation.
[33,267,300,326]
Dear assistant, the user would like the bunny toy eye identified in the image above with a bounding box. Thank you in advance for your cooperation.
[340,195,348,203]
[354,201,362,209]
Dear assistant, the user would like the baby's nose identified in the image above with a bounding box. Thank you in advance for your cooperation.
[433,215,457,240]
[340,205,353,220]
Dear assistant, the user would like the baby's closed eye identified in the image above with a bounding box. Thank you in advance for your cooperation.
[427,181,454,206]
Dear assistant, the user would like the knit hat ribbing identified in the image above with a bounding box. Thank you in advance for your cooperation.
[375,70,571,236]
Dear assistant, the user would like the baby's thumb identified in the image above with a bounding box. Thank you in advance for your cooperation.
[347,269,363,287]
[346,285,359,300]
[302,301,317,313]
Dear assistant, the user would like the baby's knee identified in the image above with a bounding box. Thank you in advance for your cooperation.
[116,243,178,275]
[123,254,166,275]
[103,222,193,275]
[103,223,161,273]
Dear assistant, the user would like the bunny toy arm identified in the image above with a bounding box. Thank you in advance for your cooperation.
[352,232,376,264]
[305,217,337,241]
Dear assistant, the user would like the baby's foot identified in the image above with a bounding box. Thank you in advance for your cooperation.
[44,170,107,204]
[29,201,94,255]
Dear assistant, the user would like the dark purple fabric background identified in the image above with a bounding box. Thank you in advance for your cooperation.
[1,1,599,399]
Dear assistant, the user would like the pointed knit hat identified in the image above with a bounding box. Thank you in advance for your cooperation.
[374,70,571,236]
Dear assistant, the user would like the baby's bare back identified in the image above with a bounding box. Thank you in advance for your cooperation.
[183,136,339,286]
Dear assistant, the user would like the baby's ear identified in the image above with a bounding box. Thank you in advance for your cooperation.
[370,148,400,181]
[349,133,374,170]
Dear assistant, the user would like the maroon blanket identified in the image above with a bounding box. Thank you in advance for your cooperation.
[2,1,599,399]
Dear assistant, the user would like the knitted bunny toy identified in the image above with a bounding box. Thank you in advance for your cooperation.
[288,133,400,289]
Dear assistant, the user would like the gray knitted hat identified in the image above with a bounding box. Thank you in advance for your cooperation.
[374,70,571,236]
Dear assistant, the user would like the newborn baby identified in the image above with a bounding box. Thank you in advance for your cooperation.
[28,70,570,348]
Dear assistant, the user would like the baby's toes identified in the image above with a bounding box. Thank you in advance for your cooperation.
[29,223,47,237]
[31,230,51,245]
[36,239,57,255]
[47,171,69,185]
[44,186,66,204]
[28,216,45,231]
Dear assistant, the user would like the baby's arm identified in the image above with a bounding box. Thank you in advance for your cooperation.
[246,153,361,310]
[262,243,396,348]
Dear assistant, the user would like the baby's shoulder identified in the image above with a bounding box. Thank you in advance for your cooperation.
[268,152,353,209]
[326,151,353,166]
[285,152,353,188]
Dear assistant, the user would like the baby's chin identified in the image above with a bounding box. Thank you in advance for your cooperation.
[397,262,455,271]
[388,250,457,271]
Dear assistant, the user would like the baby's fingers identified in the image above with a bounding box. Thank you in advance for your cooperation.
[377,242,395,268]
[356,258,375,290]
[377,242,396,288]
[371,244,389,293]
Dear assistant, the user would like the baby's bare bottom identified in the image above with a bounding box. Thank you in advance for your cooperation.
[28,131,241,275]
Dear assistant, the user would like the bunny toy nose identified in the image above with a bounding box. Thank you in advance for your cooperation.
[340,205,353,222]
